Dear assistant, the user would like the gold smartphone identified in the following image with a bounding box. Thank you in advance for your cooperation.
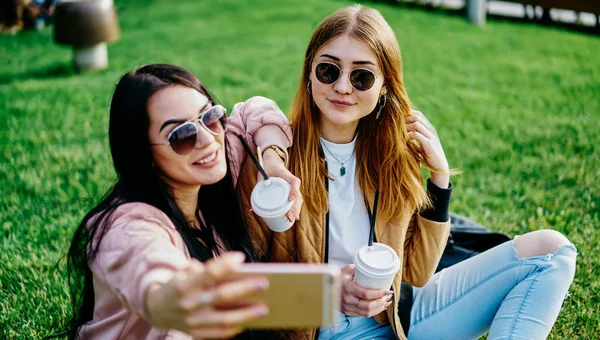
[233,263,341,329]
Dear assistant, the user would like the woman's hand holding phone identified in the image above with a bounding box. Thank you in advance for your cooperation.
[340,264,393,317]
[145,252,270,339]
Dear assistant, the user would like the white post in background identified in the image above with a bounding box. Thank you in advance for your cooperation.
[73,43,108,71]
[467,0,487,25]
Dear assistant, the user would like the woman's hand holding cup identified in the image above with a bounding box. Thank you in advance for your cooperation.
[145,252,269,339]
[340,264,393,317]
[259,147,303,223]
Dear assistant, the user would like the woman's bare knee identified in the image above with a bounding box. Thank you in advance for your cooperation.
[513,229,571,259]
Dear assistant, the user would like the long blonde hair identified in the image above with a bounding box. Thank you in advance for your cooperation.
[290,5,439,222]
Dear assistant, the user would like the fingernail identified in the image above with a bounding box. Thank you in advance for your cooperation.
[385,290,394,296]
[255,306,269,316]
[385,301,392,308]
[386,295,392,302]
[233,252,246,262]
[256,279,269,290]
[289,195,295,202]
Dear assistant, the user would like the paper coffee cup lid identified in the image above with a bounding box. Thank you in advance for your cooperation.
[354,243,400,277]
[250,177,292,217]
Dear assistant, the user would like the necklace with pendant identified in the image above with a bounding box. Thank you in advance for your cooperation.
[321,141,355,177]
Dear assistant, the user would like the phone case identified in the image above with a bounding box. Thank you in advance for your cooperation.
[234,263,341,329]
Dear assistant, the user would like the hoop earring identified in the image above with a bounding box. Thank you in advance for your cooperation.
[306,80,312,94]
[376,94,386,120]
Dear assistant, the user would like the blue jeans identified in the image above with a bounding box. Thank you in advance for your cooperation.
[319,240,577,340]
[318,311,396,340]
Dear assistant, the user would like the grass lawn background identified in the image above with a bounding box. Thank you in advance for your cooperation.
[0,0,598,338]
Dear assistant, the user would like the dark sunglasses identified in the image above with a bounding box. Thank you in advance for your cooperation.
[151,105,228,156]
[314,62,379,91]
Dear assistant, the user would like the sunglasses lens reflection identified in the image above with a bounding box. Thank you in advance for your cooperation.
[315,63,340,84]
[350,69,375,91]
[202,106,228,135]
[166,106,228,156]
[169,123,197,155]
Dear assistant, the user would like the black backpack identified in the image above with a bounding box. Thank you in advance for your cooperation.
[436,213,512,272]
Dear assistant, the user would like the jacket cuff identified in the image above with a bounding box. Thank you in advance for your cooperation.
[419,179,452,222]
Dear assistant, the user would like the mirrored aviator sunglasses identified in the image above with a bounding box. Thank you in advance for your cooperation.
[152,105,228,156]
[314,62,378,91]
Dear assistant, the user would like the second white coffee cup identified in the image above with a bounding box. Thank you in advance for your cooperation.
[353,243,400,290]
[250,177,293,232]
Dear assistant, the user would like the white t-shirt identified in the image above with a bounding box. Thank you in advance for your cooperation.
[320,136,371,269]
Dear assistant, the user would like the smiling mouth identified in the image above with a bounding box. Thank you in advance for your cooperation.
[329,99,353,107]
[194,151,217,165]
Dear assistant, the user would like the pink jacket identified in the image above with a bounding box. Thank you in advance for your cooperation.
[78,97,292,339]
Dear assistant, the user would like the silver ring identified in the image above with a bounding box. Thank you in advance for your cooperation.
[197,291,214,305]
[356,298,361,309]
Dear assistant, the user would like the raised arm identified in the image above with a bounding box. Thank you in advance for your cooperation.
[93,204,269,338]
[225,96,292,186]
[93,204,190,320]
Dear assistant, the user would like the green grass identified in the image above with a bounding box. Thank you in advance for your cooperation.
[1,0,598,338]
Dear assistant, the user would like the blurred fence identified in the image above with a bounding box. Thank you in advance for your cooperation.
[375,0,600,34]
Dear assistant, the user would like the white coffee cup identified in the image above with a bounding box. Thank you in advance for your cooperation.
[250,177,293,232]
[353,243,400,290]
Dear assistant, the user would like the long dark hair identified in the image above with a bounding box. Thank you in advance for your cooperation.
[55,64,270,339]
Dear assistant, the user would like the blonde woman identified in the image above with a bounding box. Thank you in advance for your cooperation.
[257,5,577,340]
